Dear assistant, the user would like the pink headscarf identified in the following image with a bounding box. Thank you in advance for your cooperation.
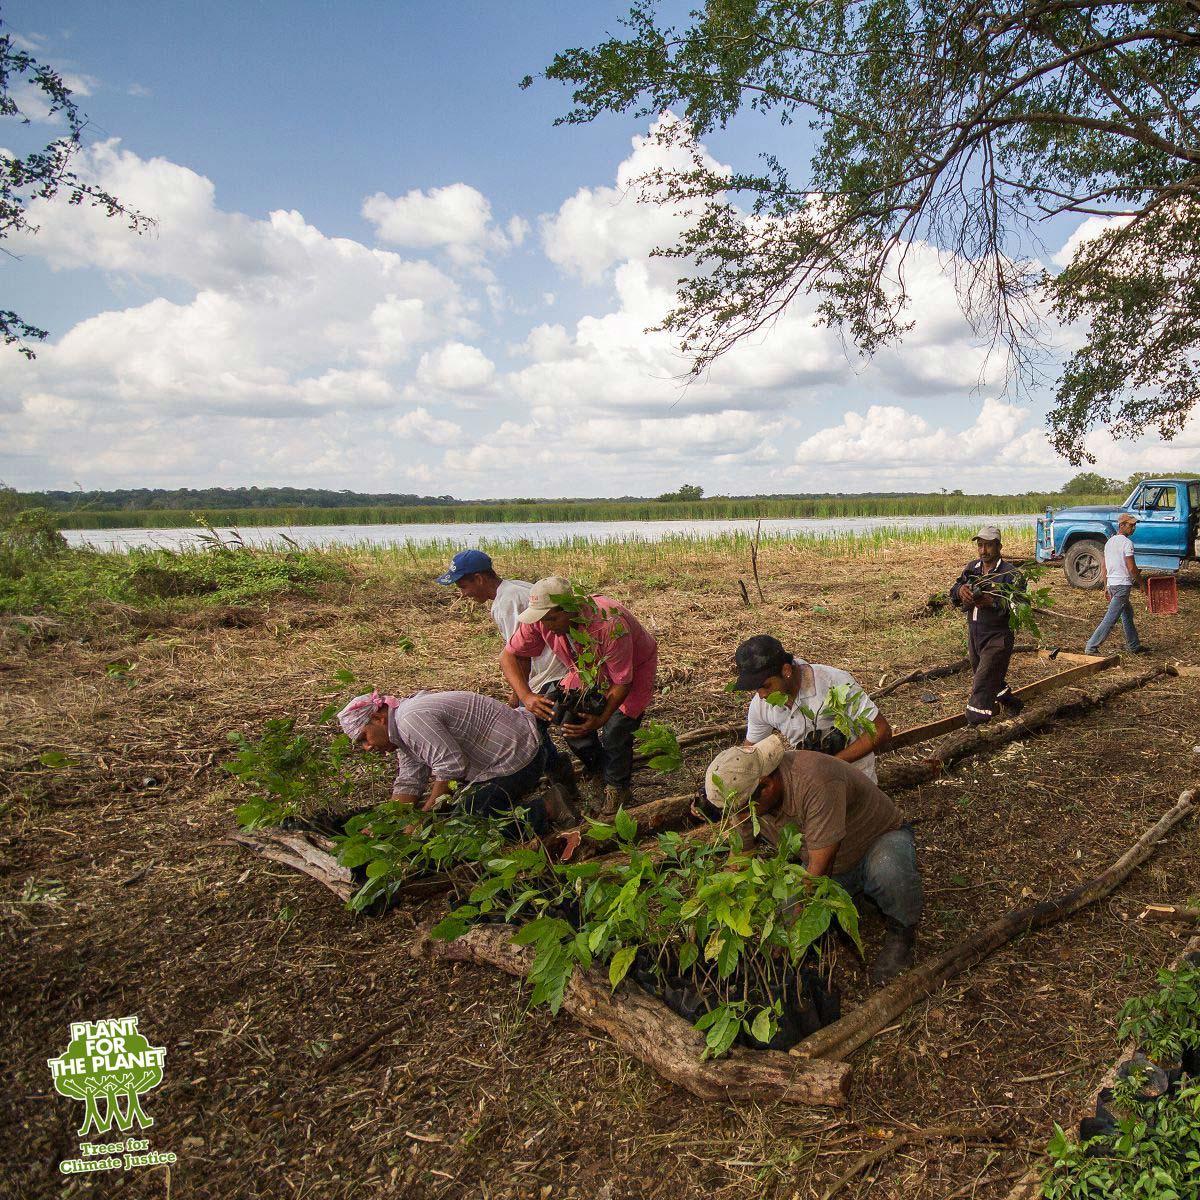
[337,692,401,741]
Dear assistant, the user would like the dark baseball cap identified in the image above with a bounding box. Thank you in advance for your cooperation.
[436,549,493,585]
[733,635,790,691]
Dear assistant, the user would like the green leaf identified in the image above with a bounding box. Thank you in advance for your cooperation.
[336,843,375,869]
[613,807,638,844]
[38,751,70,769]
[511,916,572,947]
[788,900,833,958]
[430,913,470,941]
[677,941,698,973]
[716,932,742,979]
[364,858,392,880]
[332,668,355,685]
[750,1008,773,1044]
[608,945,638,990]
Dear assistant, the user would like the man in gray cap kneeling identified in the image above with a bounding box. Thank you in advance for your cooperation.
[704,735,923,985]
[949,526,1027,725]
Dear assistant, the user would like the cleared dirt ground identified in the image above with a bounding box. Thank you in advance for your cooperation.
[3,535,1198,1200]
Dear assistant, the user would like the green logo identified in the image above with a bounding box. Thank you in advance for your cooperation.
[48,1017,165,1138]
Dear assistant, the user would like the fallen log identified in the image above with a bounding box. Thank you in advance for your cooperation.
[790,789,1197,1064]
[412,920,853,1107]
[227,828,355,902]
[1002,931,1200,1200]
[879,663,1172,791]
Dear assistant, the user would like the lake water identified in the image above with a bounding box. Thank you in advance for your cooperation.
[62,512,1039,552]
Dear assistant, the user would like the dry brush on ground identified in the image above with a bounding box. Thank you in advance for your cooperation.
[3,535,1199,1200]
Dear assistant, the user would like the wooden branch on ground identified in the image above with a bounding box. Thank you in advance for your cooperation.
[1034,606,1091,625]
[821,1123,1015,1200]
[1002,931,1200,1200]
[790,790,1197,1064]
[880,663,1171,791]
[228,828,354,902]
[886,654,1124,751]
[871,657,971,700]
[1138,903,1200,924]
[412,921,853,1107]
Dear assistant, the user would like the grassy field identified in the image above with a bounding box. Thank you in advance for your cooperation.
[45,491,1121,529]
[3,528,1197,1199]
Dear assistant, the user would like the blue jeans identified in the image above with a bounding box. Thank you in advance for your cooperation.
[458,742,548,834]
[832,825,924,929]
[1084,585,1141,653]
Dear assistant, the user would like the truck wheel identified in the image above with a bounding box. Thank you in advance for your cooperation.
[1064,539,1106,589]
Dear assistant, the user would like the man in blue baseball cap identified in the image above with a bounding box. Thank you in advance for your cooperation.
[436,550,574,796]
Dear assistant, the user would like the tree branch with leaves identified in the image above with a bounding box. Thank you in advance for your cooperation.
[1,21,154,356]
[529,1,1200,461]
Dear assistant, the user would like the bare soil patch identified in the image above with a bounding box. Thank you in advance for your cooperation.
[3,538,1199,1199]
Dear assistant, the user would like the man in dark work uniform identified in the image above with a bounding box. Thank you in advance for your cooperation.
[949,525,1027,725]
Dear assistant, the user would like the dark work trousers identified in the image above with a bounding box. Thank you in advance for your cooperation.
[534,681,567,775]
[566,709,644,787]
[966,623,1015,724]
[458,742,548,834]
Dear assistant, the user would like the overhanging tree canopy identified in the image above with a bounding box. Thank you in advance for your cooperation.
[529,1,1200,462]
[1,22,152,357]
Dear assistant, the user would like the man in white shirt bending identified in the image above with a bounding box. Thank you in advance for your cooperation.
[437,550,575,794]
[1084,515,1150,655]
[734,635,892,781]
[437,550,567,694]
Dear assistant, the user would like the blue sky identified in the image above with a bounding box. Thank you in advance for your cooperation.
[2,2,1193,497]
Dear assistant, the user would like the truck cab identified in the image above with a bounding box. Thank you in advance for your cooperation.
[1036,478,1199,588]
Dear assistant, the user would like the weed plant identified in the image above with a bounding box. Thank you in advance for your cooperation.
[2,539,346,619]
[1038,961,1200,1197]
[1043,1075,1200,1199]
[226,702,388,829]
[432,812,862,1059]
[1117,960,1200,1065]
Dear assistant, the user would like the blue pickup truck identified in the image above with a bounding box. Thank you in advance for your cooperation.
[1036,477,1200,588]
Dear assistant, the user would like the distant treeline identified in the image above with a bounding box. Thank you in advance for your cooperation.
[45,492,1121,530]
[22,487,460,512]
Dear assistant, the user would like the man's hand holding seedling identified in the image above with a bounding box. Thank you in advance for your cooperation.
[521,691,555,720]
[562,681,629,739]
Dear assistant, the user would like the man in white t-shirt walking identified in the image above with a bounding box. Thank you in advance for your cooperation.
[734,635,892,781]
[1084,514,1150,655]
[436,550,575,794]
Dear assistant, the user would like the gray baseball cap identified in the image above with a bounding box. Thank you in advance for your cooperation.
[973,525,1002,542]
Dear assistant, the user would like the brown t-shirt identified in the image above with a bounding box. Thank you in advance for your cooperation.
[757,750,902,876]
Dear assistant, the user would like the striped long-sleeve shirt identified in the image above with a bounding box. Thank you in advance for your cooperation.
[386,690,541,796]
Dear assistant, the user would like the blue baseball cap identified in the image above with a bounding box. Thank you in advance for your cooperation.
[436,549,494,585]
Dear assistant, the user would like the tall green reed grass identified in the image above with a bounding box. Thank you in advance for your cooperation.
[49,493,1114,530]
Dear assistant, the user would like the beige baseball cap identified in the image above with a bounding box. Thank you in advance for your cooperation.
[704,734,788,809]
[517,575,574,624]
[973,525,1002,542]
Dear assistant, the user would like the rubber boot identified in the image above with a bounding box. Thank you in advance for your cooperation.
[600,783,633,818]
[870,919,917,986]
[996,686,1024,714]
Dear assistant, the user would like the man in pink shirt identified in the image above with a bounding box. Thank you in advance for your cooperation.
[500,575,657,815]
